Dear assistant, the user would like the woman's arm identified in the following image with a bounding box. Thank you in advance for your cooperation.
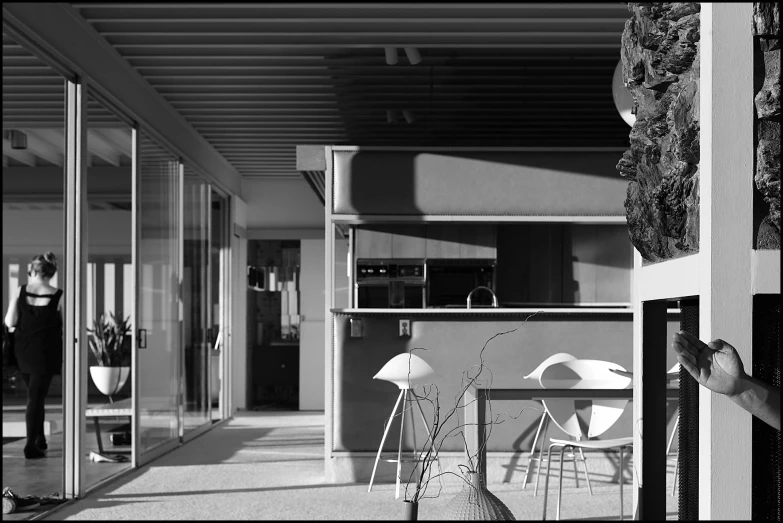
[4,286,20,329]
[672,331,780,430]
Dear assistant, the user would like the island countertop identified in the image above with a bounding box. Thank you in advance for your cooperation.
[331,307,637,316]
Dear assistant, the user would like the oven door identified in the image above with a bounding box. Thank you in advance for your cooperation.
[357,284,390,308]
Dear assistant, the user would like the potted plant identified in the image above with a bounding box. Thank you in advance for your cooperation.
[87,312,132,403]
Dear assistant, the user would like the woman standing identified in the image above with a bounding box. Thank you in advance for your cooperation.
[4,252,64,459]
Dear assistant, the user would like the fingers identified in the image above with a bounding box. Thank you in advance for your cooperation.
[676,331,710,352]
[672,332,699,362]
[676,354,701,383]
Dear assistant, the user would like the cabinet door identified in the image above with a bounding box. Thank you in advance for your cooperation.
[425,224,461,258]
[459,224,497,258]
[391,225,426,258]
[354,225,393,259]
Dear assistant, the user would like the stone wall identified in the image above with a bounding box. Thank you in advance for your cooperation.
[616,3,701,262]
[754,3,781,249]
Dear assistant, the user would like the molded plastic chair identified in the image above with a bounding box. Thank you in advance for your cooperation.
[539,359,633,520]
[368,353,441,499]
[521,353,586,496]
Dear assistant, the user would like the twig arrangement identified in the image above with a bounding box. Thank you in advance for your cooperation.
[398,310,544,503]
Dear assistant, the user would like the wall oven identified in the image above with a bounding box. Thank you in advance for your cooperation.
[426,258,496,307]
[355,259,426,308]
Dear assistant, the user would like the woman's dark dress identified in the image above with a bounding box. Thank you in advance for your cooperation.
[14,285,63,375]
[14,284,63,453]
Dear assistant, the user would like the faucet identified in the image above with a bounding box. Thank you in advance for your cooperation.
[466,286,498,308]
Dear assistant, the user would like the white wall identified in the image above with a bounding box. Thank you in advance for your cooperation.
[299,239,325,410]
[242,178,324,231]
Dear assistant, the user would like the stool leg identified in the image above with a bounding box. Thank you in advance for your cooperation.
[412,395,444,493]
[368,389,404,493]
[396,389,408,500]
[534,415,550,497]
[524,410,547,489]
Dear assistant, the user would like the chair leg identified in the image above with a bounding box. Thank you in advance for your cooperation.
[557,445,567,521]
[368,390,404,493]
[668,414,680,497]
[671,450,680,497]
[619,446,624,521]
[534,415,550,497]
[523,410,547,489]
[666,414,679,455]
[395,389,408,500]
[577,446,593,495]
[571,448,579,488]
[542,442,558,520]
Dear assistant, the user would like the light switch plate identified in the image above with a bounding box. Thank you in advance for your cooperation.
[399,319,411,337]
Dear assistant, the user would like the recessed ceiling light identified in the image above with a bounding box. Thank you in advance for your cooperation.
[404,47,422,65]
[385,47,398,66]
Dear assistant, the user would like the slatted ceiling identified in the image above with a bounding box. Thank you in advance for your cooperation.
[5,4,631,179]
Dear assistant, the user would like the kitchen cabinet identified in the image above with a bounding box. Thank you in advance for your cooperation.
[354,225,393,259]
[391,225,426,258]
[458,224,497,258]
[425,224,461,258]
[355,224,497,260]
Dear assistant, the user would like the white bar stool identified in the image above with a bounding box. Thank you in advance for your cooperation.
[368,353,440,499]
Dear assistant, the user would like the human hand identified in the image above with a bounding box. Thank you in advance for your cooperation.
[671,331,746,397]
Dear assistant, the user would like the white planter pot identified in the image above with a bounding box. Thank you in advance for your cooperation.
[89,366,130,396]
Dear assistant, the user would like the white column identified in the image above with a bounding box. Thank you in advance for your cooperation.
[63,76,89,498]
[698,3,754,519]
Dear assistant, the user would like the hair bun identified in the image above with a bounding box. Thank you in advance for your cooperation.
[43,251,57,264]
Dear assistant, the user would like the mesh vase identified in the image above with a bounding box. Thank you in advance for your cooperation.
[444,471,515,520]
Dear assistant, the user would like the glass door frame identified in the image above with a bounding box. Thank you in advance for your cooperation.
[210,187,232,422]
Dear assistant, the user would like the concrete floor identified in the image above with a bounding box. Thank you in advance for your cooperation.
[10,411,679,521]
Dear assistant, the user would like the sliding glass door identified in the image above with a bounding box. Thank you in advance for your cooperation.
[182,167,211,436]
[136,133,180,459]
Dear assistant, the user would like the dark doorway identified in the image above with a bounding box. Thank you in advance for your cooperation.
[247,240,301,410]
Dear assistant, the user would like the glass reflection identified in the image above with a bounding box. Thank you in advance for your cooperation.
[2,30,66,514]
[83,92,133,486]
[182,167,210,433]
[137,133,180,454]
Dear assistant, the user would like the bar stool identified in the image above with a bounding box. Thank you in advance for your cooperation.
[368,353,440,499]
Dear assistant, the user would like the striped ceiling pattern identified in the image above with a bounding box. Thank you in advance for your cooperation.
[6,3,632,178]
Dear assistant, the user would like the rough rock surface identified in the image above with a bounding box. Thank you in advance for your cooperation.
[617,3,701,262]
[754,3,781,249]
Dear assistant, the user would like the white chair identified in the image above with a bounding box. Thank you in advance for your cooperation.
[540,359,633,521]
[368,353,441,499]
[521,353,589,496]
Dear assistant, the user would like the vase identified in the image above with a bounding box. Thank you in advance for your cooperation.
[403,500,419,521]
[89,366,130,398]
[444,471,515,520]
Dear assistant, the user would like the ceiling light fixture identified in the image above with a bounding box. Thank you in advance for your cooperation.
[9,130,28,150]
[385,47,398,66]
[402,110,415,124]
[612,60,636,127]
[403,47,422,65]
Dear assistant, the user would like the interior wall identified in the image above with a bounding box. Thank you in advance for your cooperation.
[242,178,325,231]
[299,239,325,410]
